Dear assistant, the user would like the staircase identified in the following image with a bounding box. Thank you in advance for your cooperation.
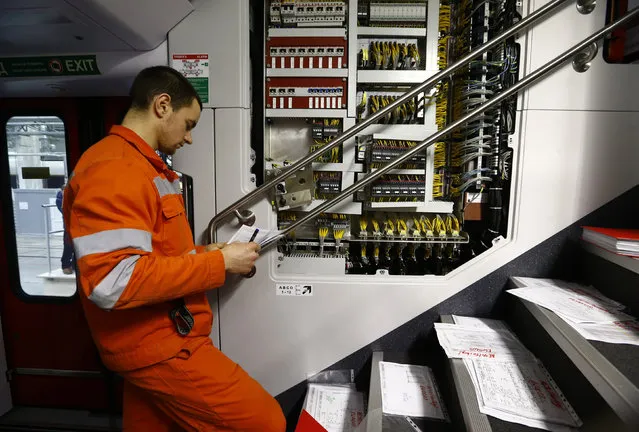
[325,241,639,432]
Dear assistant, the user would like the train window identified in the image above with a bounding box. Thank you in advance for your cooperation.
[5,116,76,298]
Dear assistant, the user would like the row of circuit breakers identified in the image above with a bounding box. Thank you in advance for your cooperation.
[261,0,519,276]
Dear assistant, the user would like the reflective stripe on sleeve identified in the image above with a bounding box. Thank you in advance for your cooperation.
[188,249,196,255]
[89,255,141,309]
[172,179,181,194]
[154,176,181,198]
[74,228,152,259]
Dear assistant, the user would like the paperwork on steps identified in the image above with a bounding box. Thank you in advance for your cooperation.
[227,224,280,247]
[440,316,582,431]
[512,277,625,310]
[451,315,512,332]
[378,361,448,420]
[508,281,632,324]
[434,322,533,361]
[556,312,639,346]
[509,278,639,345]
[464,358,582,431]
[302,384,364,432]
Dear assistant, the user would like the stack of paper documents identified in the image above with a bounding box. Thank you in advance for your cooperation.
[509,277,639,346]
[378,361,448,421]
[302,384,365,432]
[582,226,639,257]
[436,316,582,431]
[227,224,280,246]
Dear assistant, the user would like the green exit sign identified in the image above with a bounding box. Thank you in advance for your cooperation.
[0,55,100,78]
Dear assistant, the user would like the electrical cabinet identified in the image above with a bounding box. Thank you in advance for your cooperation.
[259,0,522,278]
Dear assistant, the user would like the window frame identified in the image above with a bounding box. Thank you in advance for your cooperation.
[1,110,79,304]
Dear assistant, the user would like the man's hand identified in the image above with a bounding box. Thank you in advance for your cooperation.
[220,242,260,274]
[204,242,227,252]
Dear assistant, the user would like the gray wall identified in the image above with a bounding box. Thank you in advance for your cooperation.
[12,189,59,235]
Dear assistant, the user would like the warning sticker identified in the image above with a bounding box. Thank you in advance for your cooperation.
[171,54,209,104]
[276,284,314,296]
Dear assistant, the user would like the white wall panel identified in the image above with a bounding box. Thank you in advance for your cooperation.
[168,0,250,109]
[524,0,639,111]
[172,109,216,249]
[172,108,220,348]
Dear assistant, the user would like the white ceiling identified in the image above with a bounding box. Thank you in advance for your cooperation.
[0,0,193,97]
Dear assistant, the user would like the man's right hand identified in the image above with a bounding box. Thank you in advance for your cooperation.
[220,242,260,274]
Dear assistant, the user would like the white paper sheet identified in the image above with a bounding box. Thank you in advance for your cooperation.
[378,361,447,420]
[461,359,574,432]
[303,384,365,432]
[512,278,625,310]
[227,224,279,247]
[469,359,582,429]
[451,315,512,332]
[556,314,639,345]
[507,286,632,324]
[434,323,533,361]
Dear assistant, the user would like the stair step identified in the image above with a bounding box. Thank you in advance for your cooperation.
[441,315,556,432]
[366,351,452,432]
[507,278,638,430]
[578,241,639,314]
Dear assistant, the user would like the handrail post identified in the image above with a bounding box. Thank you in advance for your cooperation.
[207,0,572,243]
[42,204,52,275]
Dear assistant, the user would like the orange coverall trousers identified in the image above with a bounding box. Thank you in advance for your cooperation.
[121,338,286,431]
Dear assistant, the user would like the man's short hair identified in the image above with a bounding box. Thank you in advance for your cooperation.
[129,66,203,112]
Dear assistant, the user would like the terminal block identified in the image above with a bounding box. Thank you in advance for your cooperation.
[270,0,347,27]
[277,212,351,256]
[361,137,426,169]
[368,174,426,202]
[314,171,342,198]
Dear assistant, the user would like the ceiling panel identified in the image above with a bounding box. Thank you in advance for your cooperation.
[0,0,132,54]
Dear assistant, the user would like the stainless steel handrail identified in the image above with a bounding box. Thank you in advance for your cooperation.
[208,0,572,242]
[258,7,639,250]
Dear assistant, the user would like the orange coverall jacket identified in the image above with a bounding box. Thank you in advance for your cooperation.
[63,125,225,372]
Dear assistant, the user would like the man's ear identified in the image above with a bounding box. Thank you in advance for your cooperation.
[153,93,172,119]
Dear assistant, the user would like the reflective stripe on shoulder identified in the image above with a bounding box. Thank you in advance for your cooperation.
[153,176,181,198]
[74,228,152,259]
[89,255,140,309]
[188,249,196,255]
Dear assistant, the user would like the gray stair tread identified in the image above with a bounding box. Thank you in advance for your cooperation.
[589,340,639,389]
[367,351,451,432]
[509,278,639,426]
[581,240,639,275]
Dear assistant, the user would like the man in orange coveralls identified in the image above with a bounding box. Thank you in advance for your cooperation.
[63,66,286,431]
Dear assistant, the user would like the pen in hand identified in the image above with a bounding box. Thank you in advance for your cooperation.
[248,228,259,243]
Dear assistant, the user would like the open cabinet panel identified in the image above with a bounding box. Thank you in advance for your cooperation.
[259,0,521,279]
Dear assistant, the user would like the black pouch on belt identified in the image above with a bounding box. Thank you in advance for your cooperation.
[169,299,194,336]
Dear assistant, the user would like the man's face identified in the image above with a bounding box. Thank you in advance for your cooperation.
[157,98,201,155]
